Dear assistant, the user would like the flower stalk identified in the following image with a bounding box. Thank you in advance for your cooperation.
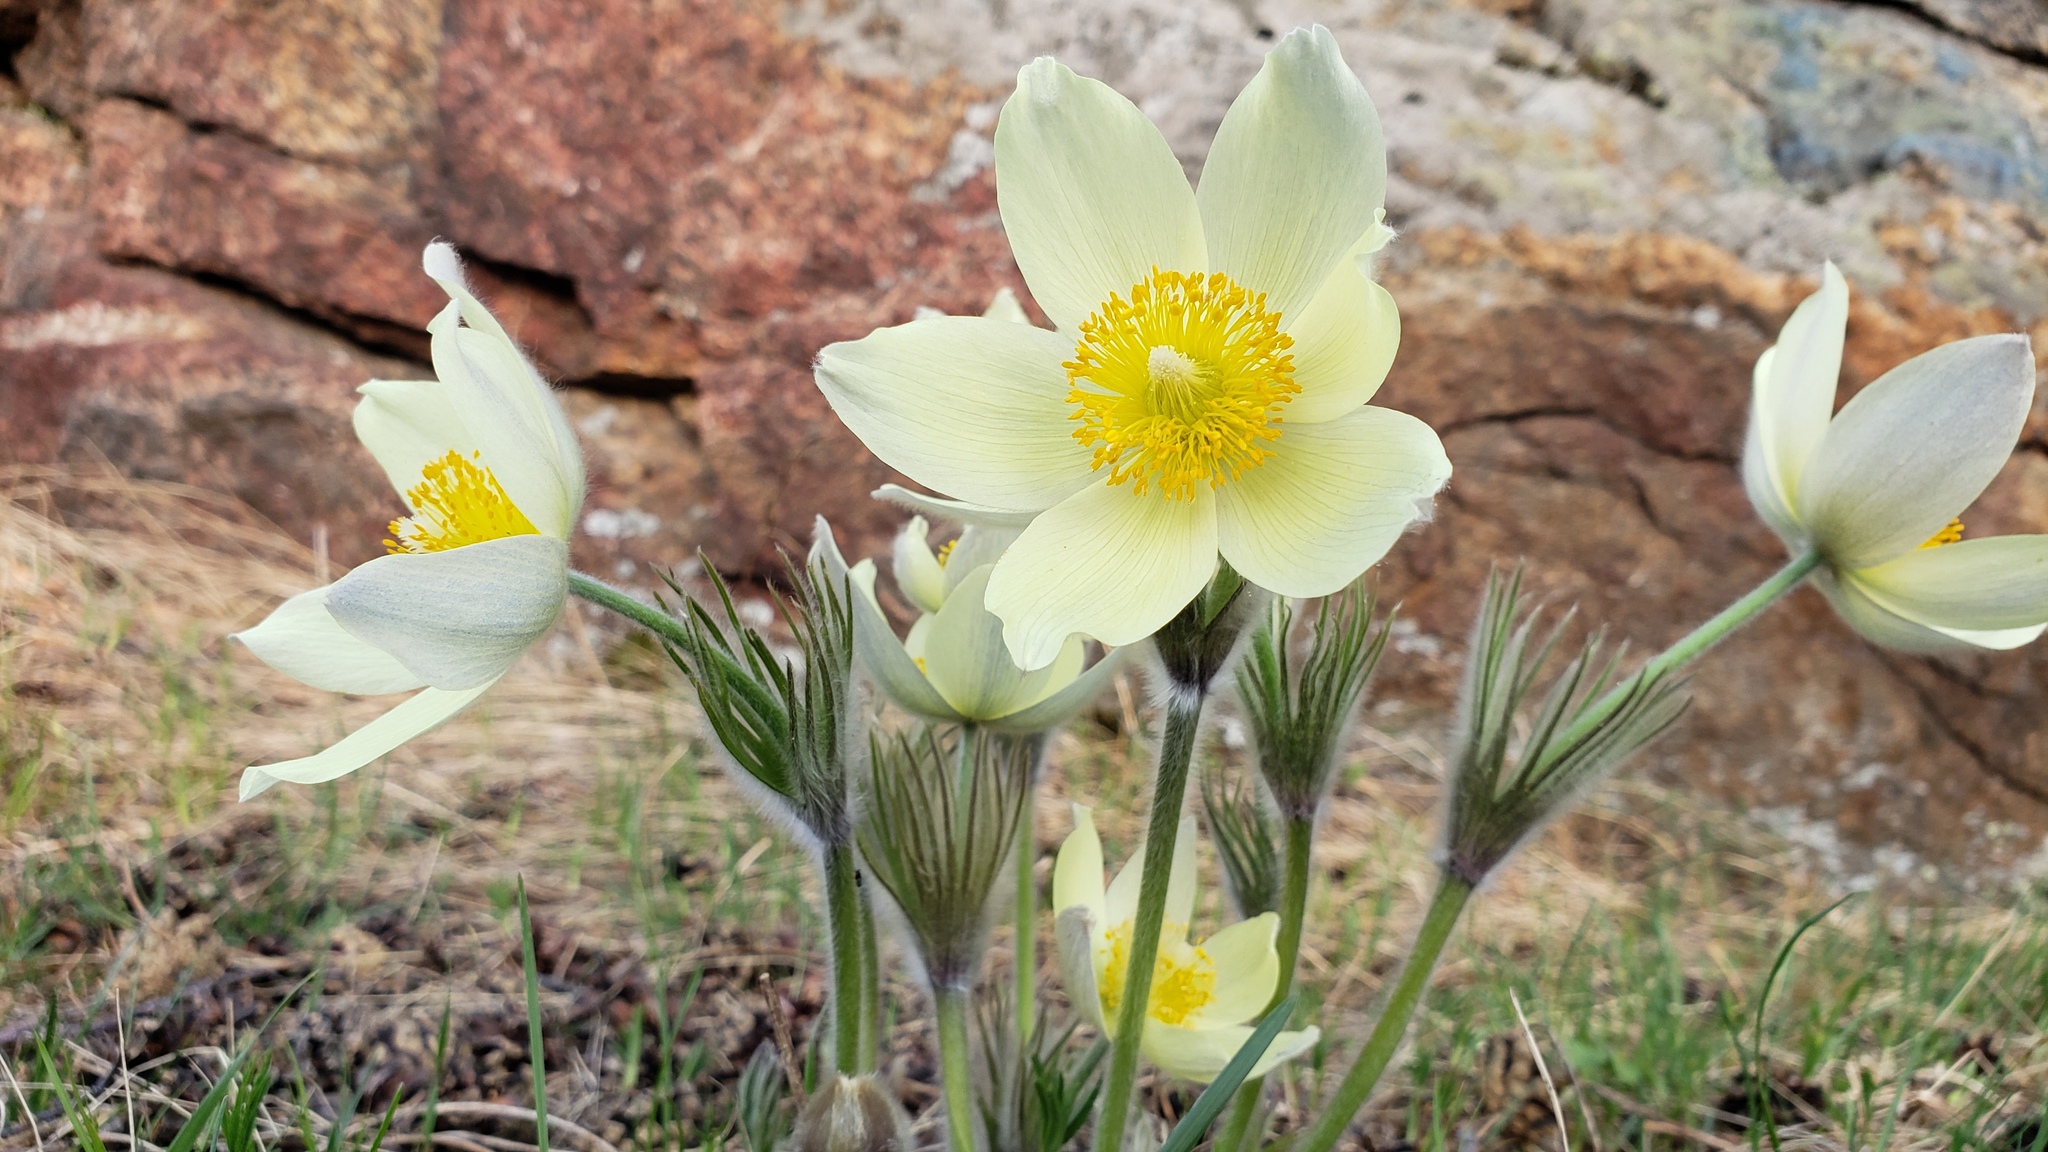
[935,988,979,1152]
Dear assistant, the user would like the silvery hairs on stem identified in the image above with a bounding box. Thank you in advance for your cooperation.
[663,555,859,848]
[1442,567,1692,886]
[1238,585,1393,821]
[857,727,1031,992]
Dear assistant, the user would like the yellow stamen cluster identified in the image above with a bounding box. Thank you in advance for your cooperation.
[1066,269,1298,501]
[1919,518,1965,549]
[386,449,540,554]
[1097,920,1217,1026]
[935,538,957,568]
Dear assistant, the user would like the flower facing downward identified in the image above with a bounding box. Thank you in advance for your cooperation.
[1742,263,2048,650]
[812,516,1125,734]
[1051,807,1318,1083]
[815,27,1451,670]
[234,243,585,798]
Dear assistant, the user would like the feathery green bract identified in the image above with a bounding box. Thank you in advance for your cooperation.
[857,727,1030,990]
[1236,584,1391,820]
[1202,770,1281,918]
[1442,568,1691,884]
[735,1042,793,1152]
[663,556,857,844]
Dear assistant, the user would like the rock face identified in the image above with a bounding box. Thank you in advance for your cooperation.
[3,0,2047,879]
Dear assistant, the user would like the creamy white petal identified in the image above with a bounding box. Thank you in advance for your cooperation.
[423,245,585,534]
[919,565,1070,720]
[994,57,1206,333]
[427,302,577,539]
[1055,905,1108,1030]
[235,586,427,696]
[811,519,961,721]
[873,485,1040,529]
[1799,334,2035,569]
[1740,360,1809,549]
[1926,620,2048,648]
[943,526,1023,594]
[1141,1021,1320,1083]
[1751,262,1848,514]
[1196,26,1386,320]
[1104,815,1199,927]
[326,535,567,691]
[1852,535,2048,632]
[1217,407,1450,598]
[1190,914,1280,1026]
[239,683,492,800]
[985,481,1219,670]
[353,380,473,501]
[1284,256,1400,424]
[1053,805,1108,926]
[816,317,1097,512]
[986,643,1130,736]
[892,516,948,614]
[984,287,1032,325]
[1814,568,1968,652]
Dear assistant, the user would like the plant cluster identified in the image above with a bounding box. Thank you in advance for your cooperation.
[223,22,2048,1152]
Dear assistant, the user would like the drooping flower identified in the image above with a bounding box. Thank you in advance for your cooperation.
[812,516,1125,735]
[1051,807,1318,1083]
[235,243,585,797]
[1743,263,2048,650]
[815,27,1450,669]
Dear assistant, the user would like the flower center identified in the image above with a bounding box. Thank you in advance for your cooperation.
[1066,269,1298,501]
[1919,518,1965,549]
[385,449,540,554]
[1097,920,1217,1026]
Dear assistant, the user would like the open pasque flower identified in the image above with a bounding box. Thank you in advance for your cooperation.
[816,27,1450,669]
[1743,263,2047,650]
[235,243,585,797]
[812,516,1124,734]
[1051,807,1318,1082]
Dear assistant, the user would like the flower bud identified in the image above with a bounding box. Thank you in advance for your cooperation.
[791,1075,912,1152]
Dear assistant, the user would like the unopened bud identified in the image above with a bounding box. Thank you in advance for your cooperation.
[791,1075,911,1152]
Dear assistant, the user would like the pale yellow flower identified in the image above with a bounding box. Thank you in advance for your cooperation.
[816,28,1449,669]
[813,516,1125,734]
[235,243,585,797]
[1743,263,2048,650]
[1052,807,1318,1083]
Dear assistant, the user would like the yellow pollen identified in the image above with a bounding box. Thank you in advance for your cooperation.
[1097,920,1216,1026]
[385,449,540,554]
[935,539,957,568]
[1066,269,1298,501]
[1919,518,1965,549]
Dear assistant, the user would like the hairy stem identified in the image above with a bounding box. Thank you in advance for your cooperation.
[858,875,882,1066]
[1216,815,1316,1152]
[1016,798,1037,1046]
[1549,550,1821,754]
[935,987,978,1152]
[566,571,693,649]
[1296,875,1473,1152]
[1095,689,1207,1152]
[823,843,869,1075]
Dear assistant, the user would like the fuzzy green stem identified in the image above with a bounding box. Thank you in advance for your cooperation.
[1296,875,1474,1152]
[858,876,882,1066]
[1015,799,1037,1046]
[1216,816,1317,1152]
[567,571,693,648]
[1095,690,1207,1152]
[1549,550,1820,756]
[936,987,979,1152]
[824,843,869,1075]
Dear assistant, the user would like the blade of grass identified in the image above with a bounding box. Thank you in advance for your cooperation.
[165,972,318,1152]
[423,994,452,1150]
[1749,892,1857,1152]
[517,876,552,1152]
[1156,995,1298,1152]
